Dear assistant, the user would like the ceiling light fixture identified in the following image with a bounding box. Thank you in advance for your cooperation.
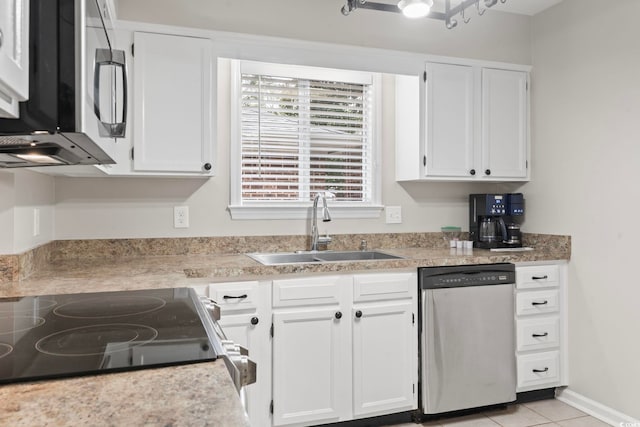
[397,0,433,18]
[341,0,508,29]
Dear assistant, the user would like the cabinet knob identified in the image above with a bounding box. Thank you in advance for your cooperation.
[203,163,212,171]
[250,317,259,325]
[485,169,491,175]
[335,311,342,319]
[470,169,476,176]
[355,310,363,319]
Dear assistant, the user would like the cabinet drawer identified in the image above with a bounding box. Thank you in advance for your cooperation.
[516,289,559,316]
[209,281,260,312]
[273,276,345,307]
[517,351,560,390]
[517,316,560,352]
[517,265,559,289]
[353,272,415,302]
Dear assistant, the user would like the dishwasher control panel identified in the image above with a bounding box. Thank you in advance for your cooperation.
[419,263,515,289]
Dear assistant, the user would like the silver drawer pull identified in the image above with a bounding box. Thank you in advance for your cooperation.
[531,300,548,306]
[532,275,548,280]
[532,367,549,373]
[223,294,248,300]
[532,332,548,338]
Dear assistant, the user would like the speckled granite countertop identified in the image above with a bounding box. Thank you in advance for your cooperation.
[1,245,569,298]
[0,362,250,427]
[0,233,570,426]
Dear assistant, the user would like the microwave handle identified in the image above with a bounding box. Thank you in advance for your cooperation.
[93,48,128,138]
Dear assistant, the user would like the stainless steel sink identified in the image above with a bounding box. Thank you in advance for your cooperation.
[247,252,321,265]
[315,251,403,262]
[246,250,404,266]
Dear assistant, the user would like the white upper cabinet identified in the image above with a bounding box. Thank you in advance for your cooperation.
[132,31,214,174]
[396,57,531,182]
[481,68,529,179]
[424,62,475,178]
[0,0,29,118]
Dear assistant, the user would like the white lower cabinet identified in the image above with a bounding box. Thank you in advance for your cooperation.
[515,263,568,392]
[207,280,272,427]
[352,300,415,417]
[272,306,350,426]
[271,271,418,427]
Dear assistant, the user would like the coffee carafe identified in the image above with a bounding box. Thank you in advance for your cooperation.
[469,193,524,249]
[478,217,503,243]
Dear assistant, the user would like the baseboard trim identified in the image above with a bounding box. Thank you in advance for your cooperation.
[555,388,640,426]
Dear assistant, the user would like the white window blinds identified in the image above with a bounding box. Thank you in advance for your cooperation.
[240,70,374,203]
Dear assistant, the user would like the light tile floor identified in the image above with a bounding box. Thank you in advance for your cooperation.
[394,399,610,427]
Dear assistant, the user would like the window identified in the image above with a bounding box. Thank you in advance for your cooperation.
[229,60,382,219]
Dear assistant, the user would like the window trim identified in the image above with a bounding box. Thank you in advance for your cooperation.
[228,59,382,220]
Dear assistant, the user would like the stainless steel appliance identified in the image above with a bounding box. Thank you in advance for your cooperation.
[0,0,125,168]
[469,193,525,249]
[0,288,255,393]
[419,263,516,415]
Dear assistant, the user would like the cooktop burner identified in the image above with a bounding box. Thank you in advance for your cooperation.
[53,295,166,319]
[0,343,12,359]
[0,288,218,385]
[35,323,159,357]
[0,315,45,335]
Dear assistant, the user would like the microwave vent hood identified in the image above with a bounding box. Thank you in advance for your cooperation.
[0,132,115,168]
[0,0,122,169]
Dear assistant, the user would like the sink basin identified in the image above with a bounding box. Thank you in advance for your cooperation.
[246,252,321,265]
[247,250,404,266]
[315,251,403,262]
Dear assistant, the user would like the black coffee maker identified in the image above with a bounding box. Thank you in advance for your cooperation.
[469,193,524,249]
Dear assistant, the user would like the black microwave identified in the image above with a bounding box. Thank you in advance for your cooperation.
[0,0,126,168]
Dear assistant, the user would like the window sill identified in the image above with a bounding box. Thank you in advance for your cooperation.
[228,204,384,220]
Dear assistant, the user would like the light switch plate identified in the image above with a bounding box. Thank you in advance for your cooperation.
[385,206,402,224]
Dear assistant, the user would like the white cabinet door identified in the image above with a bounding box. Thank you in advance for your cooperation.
[133,31,213,174]
[220,312,270,425]
[210,280,271,427]
[425,62,475,178]
[352,301,415,417]
[272,308,349,426]
[481,68,528,179]
[0,0,29,118]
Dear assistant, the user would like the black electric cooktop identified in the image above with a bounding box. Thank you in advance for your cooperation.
[0,288,218,385]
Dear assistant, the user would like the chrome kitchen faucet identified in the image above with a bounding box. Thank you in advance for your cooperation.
[310,191,335,251]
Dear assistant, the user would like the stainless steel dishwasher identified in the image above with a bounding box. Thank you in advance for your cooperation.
[419,263,516,415]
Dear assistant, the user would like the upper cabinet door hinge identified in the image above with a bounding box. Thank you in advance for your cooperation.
[423,71,427,82]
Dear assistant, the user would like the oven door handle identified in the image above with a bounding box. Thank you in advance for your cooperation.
[94,48,128,138]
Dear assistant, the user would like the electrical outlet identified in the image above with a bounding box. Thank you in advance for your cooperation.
[385,206,402,224]
[33,208,40,236]
[174,206,189,228]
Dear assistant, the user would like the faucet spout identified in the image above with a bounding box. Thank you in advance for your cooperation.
[311,191,335,251]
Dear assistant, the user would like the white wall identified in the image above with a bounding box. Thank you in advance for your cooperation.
[53,2,530,239]
[525,0,640,419]
[0,170,55,254]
